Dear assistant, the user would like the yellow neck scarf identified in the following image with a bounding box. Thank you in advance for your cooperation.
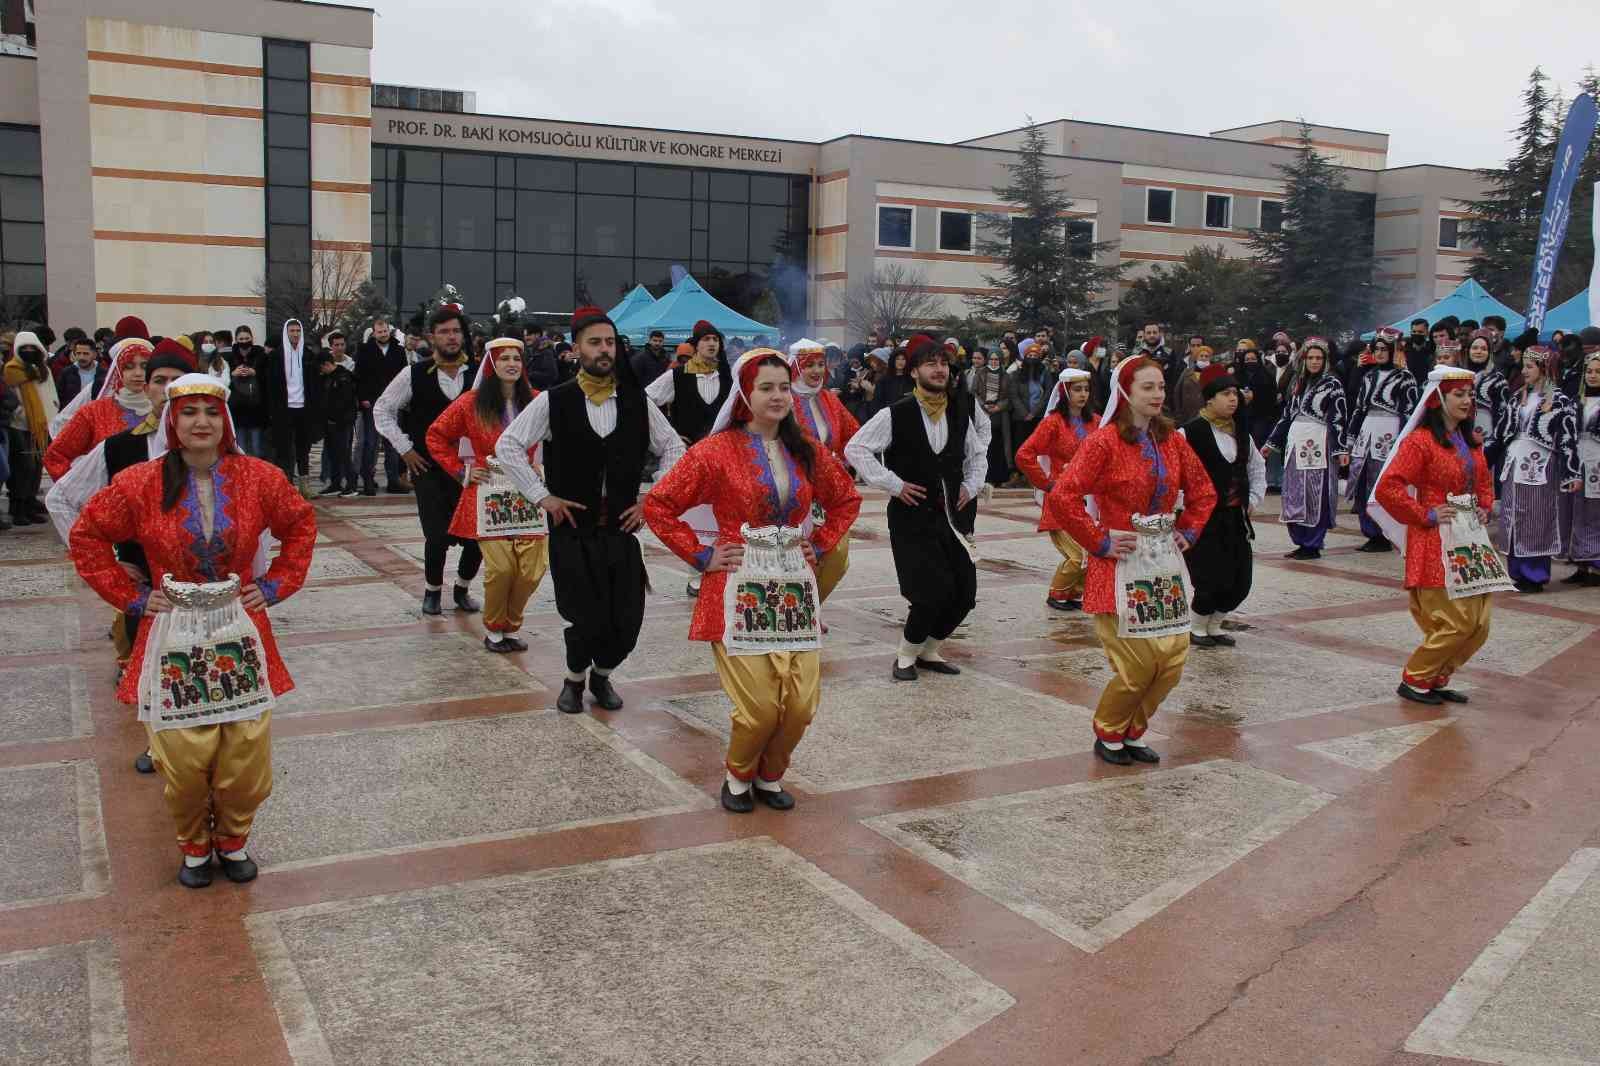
[914,384,948,423]
[683,353,719,375]
[132,409,162,435]
[576,369,616,406]
[1200,408,1235,435]
[2,356,48,450]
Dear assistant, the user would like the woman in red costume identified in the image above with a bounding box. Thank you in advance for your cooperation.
[69,374,315,888]
[644,348,861,813]
[787,338,860,602]
[45,337,162,480]
[425,336,549,653]
[1046,356,1216,765]
[1017,367,1100,611]
[1370,367,1498,706]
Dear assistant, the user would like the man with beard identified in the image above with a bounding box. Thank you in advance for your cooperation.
[846,334,988,681]
[495,306,685,714]
[356,314,408,495]
[374,304,484,616]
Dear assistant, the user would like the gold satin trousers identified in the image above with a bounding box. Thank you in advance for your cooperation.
[147,710,273,857]
[1092,614,1188,742]
[480,537,549,634]
[1403,587,1491,689]
[713,644,820,783]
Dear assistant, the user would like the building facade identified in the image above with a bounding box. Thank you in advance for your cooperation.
[3,0,1491,345]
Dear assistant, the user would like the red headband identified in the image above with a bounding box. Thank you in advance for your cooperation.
[163,392,236,453]
[730,350,791,424]
[794,348,826,371]
[1116,354,1155,395]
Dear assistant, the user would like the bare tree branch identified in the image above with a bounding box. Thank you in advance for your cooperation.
[251,239,372,338]
[833,263,943,341]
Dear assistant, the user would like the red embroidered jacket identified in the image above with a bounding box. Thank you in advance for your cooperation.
[70,454,316,704]
[424,389,543,541]
[792,388,860,459]
[643,429,862,642]
[1374,427,1495,589]
[45,398,144,480]
[1016,411,1102,532]
[1045,425,1217,614]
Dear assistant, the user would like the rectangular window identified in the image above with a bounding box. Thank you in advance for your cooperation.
[937,209,973,253]
[1145,188,1175,225]
[877,205,914,249]
[1259,199,1284,233]
[1204,193,1232,230]
[1438,217,1460,249]
[1067,219,1096,260]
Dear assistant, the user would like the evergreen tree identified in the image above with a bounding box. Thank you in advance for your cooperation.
[1246,123,1378,336]
[972,121,1124,337]
[1464,68,1554,310]
[335,279,395,342]
[1117,245,1263,342]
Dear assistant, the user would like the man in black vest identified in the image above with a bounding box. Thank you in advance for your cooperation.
[845,334,989,681]
[355,314,408,495]
[496,305,686,714]
[373,304,483,616]
[645,318,730,595]
[1180,364,1265,648]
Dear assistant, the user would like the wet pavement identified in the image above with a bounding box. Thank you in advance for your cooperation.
[1,488,1597,1065]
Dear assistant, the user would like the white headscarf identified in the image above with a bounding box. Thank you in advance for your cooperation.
[787,339,825,397]
[1366,366,1476,552]
[1043,367,1092,417]
[708,348,782,437]
[50,337,153,435]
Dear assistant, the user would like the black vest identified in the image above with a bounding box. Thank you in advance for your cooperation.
[104,427,157,574]
[884,395,977,535]
[403,362,473,463]
[668,367,730,442]
[543,379,648,532]
[1182,417,1249,509]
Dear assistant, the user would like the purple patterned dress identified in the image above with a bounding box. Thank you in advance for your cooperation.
[1496,388,1580,583]
[1267,373,1347,549]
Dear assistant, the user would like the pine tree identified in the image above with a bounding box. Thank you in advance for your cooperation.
[1464,68,1554,310]
[335,279,395,341]
[1117,245,1263,342]
[972,121,1124,337]
[1246,123,1378,336]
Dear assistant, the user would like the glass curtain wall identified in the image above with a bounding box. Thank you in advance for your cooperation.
[0,125,46,324]
[263,40,312,335]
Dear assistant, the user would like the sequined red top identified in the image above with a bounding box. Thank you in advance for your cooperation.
[1374,427,1495,589]
[643,429,862,642]
[45,398,144,480]
[791,388,861,459]
[1016,412,1101,532]
[1045,425,1217,614]
[424,389,543,541]
[70,454,317,704]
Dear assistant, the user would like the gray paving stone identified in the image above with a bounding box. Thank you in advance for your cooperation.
[0,665,91,745]
[1291,607,1593,676]
[847,584,1091,646]
[615,617,888,682]
[1298,719,1454,772]
[290,546,378,582]
[0,940,130,1066]
[274,632,542,718]
[0,762,110,911]
[866,760,1331,952]
[0,562,70,600]
[247,837,1012,1065]
[0,531,68,561]
[266,582,425,634]
[0,603,80,656]
[250,712,709,869]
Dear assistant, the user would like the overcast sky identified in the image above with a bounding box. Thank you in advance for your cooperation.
[370,0,1600,171]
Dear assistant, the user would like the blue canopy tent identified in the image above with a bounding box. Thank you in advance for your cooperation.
[607,285,658,333]
[1540,288,1593,340]
[1363,279,1525,340]
[621,273,775,343]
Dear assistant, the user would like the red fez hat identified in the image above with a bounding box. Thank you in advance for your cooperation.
[152,338,197,369]
[115,315,150,341]
[904,333,942,367]
[570,305,613,338]
[1199,363,1237,398]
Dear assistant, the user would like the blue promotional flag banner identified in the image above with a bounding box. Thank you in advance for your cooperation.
[1527,92,1598,331]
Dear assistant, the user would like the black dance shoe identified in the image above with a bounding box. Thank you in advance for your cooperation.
[1045,596,1081,612]
[754,786,796,810]
[720,782,755,814]
[1094,740,1133,766]
[134,750,156,774]
[498,635,528,652]
[1284,547,1322,560]
[361,486,378,497]
[421,589,443,616]
[453,586,481,613]
[556,679,585,714]
[1209,633,1238,647]
[484,636,518,653]
[1561,569,1589,585]
[892,662,918,682]
[1433,688,1469,704]
[915,658,961,675]
[1356,536,1394,553]
[1189,633,1218,648]
[385,482,408,494]
[1396,683,1443,706]
[216,852,258,883]
[588,673,624,710]
[177,860,213,889]
[1125,744,1161,764]
[1512,580,1544,594]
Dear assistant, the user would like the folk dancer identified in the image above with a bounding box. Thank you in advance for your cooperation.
[1016,367,1099,611]
[644,349,861,812]
[1497,345,1581,593]
[1344,333,1418,553]
[424,336,549,652]
[68,374,315,887]
[495,306,685,713]
[1264,338,1348,560]
[844,334,988,681]
[787,337,860,602]
[374,303,484,616]
[1463,329,1513,490]
[44,337,157,480]
[1370,367,1497,705]
[1563,354,1600,585]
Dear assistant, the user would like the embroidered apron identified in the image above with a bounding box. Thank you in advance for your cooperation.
[137,575,275,732]
[1440,494,1516,599]
[1113,512,1194,639]
[473,460,547,538]
[1357,413,1401,462]
[1286,417,1328,471]
[1580,438,1600,500]
[1503,436,1550,487]
[722,524,821,656]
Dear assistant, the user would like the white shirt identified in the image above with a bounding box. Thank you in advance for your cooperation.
[494,388,685,506]
[1178,424,1268,511]
[285,348,305,408]
[844,401,990,502]
[372,362,470,454]
[645,368,722,407]
[46,432,165,542]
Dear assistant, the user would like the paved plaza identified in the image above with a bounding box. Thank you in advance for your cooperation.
[1,488,1598,1065]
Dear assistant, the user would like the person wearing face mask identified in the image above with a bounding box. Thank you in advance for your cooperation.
[227,325,269,459]
[355,315,408,495]
[1344,334,1419,553]
[1170,341,1210,426]
[786,339,860,602]
[969,347,1012,485]
[1263,339,1349,560]
[196,331,230,390]
[4,331,61,525]
[317,331,360,497]
[263,318,325,497]
[1497,346,1581,593]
